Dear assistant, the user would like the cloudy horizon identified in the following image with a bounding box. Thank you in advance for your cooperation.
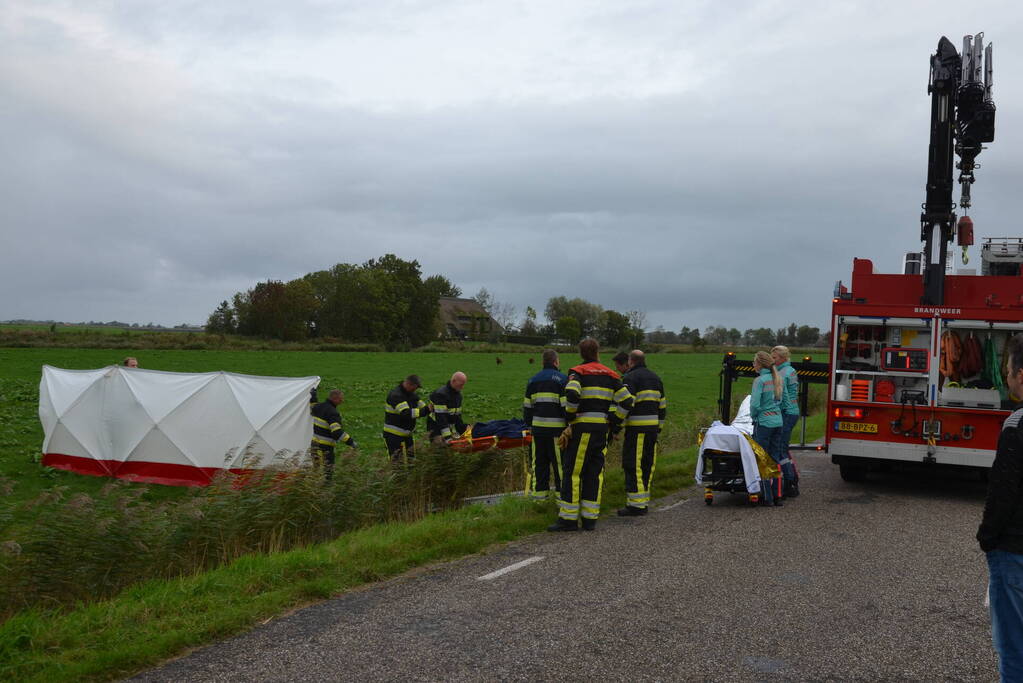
[3,1,1022,333]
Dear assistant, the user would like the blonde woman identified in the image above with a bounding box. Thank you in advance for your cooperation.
[751,350,784,506]
[772,345,801,497]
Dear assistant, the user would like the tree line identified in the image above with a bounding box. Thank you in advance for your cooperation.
[205,258,649,349]
[205,254,459,348]
[470,291,646,348]
[205,255,824,350]
[646,323,828,347]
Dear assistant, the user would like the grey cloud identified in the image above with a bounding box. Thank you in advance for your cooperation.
[3,1,1023,331]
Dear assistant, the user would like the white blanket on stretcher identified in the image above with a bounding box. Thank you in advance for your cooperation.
[694,417,762,495]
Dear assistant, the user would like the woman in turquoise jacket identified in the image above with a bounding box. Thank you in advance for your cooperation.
[751,350,784,505]
[772,345,800,497]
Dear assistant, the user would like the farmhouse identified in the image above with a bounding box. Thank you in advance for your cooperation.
[436,297,503,340]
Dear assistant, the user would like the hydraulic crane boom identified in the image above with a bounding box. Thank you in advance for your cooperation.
[920,33,996,306]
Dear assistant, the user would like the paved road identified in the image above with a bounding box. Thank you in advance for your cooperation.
[135,452,998,682]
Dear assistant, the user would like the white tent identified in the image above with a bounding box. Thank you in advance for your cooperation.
[39,365,320,486]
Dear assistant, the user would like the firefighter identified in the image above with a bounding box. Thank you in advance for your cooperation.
[549,338,634,532]
[383,375,431,463]
[427,372,468,445]
[309,388,358,481]
[617,349,666,516]
[612,351,630,375]
[772,345,801,497]
[523,349,568,501]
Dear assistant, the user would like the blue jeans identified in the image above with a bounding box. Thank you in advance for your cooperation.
[779,413,799,484]
[753,424,782,503]
[987,550,1023,682]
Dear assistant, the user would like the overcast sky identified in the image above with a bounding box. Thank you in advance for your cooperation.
[3,1,1022,332]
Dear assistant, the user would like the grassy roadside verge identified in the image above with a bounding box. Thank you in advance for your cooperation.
[0,415,824,682]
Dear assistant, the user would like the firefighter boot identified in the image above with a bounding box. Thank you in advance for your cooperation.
[547,518,579,532]
[581,518,597,531]
[617,506,648,517]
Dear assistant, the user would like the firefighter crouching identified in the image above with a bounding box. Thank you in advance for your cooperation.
[383,374,431,463]
[523,349,568,501]
[427,372,469,445]
[309,388,358,481]
[618,349,666,516]
[549,338,634,532]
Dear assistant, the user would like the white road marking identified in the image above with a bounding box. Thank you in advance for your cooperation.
[477,556,545,581]
[657,498,690,512]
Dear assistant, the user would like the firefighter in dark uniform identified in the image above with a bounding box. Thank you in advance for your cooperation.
[383,374,431,463]
[612,351,630,375]
[427,372,468,445]
[523,349,568,501]
[617,349,666,516]
[309,388,358,481]
[549,338,634,532]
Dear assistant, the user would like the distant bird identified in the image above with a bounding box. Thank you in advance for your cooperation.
[496,357,503,365]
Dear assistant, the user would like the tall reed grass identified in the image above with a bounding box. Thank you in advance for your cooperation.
[0,443,526,620]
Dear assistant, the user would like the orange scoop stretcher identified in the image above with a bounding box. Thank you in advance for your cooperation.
[447,427,533,453]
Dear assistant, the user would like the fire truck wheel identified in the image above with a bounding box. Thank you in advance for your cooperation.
[839,462,868,483]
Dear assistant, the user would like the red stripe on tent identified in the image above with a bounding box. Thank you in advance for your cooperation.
[42,453,241,487]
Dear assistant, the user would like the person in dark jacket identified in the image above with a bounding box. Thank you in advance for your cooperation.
[617,349,666,516]
[612,351,630,375]
[523,349,568,501]
[309,388,357,481]
[549,338,634,532]
[427,372,468,445]
[978,333,1023,681]
[383,375,431,463]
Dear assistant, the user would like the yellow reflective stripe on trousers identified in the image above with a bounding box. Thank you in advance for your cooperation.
[312,436,337,446]
[525,438,536,497]
[384,425,411,437]
[650,441,657,498]
[565,432,589,520]
[636,433,646,496]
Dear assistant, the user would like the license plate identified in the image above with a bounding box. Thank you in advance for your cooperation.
[836,421,878,433]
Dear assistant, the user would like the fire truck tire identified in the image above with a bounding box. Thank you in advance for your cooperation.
[839,462,868,482]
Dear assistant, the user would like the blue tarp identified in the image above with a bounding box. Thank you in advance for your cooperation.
[469,418,528,438]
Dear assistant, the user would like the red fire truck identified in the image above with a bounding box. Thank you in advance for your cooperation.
[827,33,1013,481]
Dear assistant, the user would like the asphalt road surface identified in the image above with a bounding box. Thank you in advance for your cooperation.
[134,451,998,682]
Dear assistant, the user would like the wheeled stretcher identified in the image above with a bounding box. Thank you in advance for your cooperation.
[695,422,779,506]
